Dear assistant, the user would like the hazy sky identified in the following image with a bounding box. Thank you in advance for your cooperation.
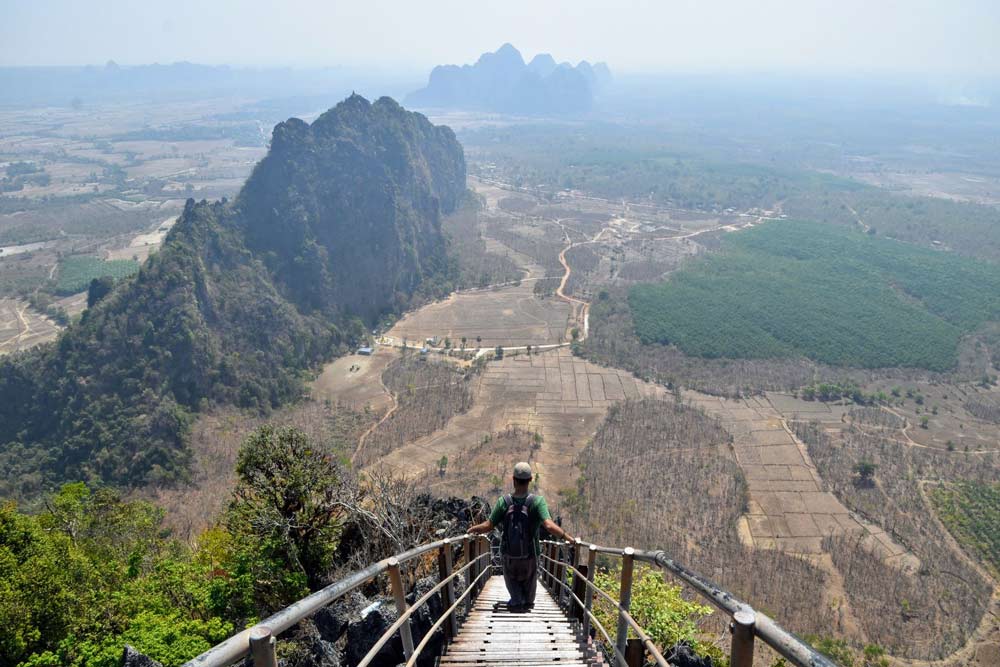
[3,0,1000,77]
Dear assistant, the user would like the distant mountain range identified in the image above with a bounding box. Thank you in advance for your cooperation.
[406,43,612,115]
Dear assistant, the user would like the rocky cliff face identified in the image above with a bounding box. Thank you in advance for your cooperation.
[237,95,465,319]
[0,95,465,497]
[406,43,612,115]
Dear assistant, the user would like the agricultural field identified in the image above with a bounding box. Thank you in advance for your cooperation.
[55,255,140,295]
[0,95,280,352]
[931,481,1000,575]
[629,220,1000,370]
[795,415,999,660]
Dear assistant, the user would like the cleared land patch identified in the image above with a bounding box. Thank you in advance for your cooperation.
[369,347,662,494]
[390,282,571,348]
[686,390,912,560]
[630,220,1000,370]
[311,347,395,414]
[0,298,59,354]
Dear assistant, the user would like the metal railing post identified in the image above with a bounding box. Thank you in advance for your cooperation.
[439,539,459,639]
[582,544,597,640]
[387,557,415,660]
[730,609,756,667]
[555,543,567,607]
[549,544,559,591]
[477,535,489,593]
[625,638,645,667]
[571,540,586,622]
[463,536,473,617]
[248,626,277,667]
[615,547,635,659]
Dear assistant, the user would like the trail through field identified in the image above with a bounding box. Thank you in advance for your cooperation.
[351,375,398,465]
[0,302,31,350]
[846,203,871,234]
[0,299,61,355]
[847,407,1000,455]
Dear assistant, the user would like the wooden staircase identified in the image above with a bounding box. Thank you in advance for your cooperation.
[440,576,596,667]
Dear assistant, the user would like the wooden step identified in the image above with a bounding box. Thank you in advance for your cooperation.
[433,577,589,667]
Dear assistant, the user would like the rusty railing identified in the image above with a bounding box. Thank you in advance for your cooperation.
[181,534,492,667]
[539,539,837,667]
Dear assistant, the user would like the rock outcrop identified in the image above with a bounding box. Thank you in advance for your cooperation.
[120,645,164,667]
[0,95,465,497]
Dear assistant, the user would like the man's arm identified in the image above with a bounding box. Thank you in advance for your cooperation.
[469,518,494,535]
[471,497,506,535]
[542,518,573,544]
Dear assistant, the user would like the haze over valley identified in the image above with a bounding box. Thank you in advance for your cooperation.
[2,3,1000,667]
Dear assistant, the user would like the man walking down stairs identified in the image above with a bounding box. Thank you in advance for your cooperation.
[469,461,574,612]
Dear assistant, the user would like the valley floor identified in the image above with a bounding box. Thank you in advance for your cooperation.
[183,178,1000,664]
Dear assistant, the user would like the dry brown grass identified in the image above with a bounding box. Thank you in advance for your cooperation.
[571,398,841,640]
[357,357,476,467]
[796,420,998,659]
[146,400,370,541]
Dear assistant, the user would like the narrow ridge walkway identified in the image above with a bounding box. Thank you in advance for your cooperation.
[440,576,593,667]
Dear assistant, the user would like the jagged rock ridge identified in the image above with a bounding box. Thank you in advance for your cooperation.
[0,95,465,498]
[406,43,612,115]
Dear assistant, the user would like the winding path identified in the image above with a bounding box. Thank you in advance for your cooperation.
[350,374,398,465]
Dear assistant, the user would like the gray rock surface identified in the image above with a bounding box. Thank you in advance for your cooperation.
[121,645,164,667]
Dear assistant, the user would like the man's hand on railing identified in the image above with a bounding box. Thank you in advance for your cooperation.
[542,518,572,544]
[469,519,493,535]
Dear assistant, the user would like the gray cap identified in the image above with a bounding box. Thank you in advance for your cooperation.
[513,462,533,480]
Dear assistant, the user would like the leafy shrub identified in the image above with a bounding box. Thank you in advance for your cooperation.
[592,566,724,663]
[0,484,232,667]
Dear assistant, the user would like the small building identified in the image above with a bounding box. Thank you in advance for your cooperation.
[356,347,373,356]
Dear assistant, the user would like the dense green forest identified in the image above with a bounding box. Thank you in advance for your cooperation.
[0,95,465,500]
[629,220,1000,370]
[931,481,1000,576]
[0,427,357,667]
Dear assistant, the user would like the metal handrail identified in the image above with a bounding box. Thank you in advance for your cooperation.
[183,533,485,667]
[540,539,837,667]
[357,550,490,667]
[546,572,621,666]
[181,529,838,667]
[540,552,670,667]
[405,564,494,667]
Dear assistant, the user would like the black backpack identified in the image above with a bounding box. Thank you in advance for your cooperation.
[502,494,536,559]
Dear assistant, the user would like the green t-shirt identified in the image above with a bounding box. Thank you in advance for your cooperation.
[489,493,551,556]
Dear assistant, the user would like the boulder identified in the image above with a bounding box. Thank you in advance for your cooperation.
[121,646,164,667]
[665,641,715,667]
[344,598,403,667]
[314,591,366,643]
